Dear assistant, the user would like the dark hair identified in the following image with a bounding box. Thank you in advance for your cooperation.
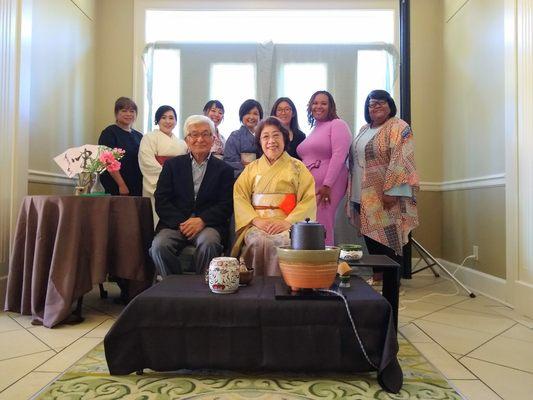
[306,90,339,126]
[239,99,263,122]
[270,97,300,132]
[364,90,397,124]
[114,97,137,115]
[203,100,225,114]
[154,105,177,124]
[254,117,290,156]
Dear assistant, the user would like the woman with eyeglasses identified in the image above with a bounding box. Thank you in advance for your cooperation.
[348,90,419,277]
[232,117,316,276]
[270,97,306,160]
[297,90,352,246]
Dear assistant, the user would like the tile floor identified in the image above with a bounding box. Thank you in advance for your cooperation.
[1,274,532,400]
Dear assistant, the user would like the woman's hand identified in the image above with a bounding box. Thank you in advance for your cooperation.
[266,220,291,235]
[382,194,397,209]
[252,218,271,232]
[317,185,331,206]
[109,170,129,195]
[252,218,291,235]
[118,183,130,196]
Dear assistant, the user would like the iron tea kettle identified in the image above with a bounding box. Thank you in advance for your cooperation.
[290,218,326,250]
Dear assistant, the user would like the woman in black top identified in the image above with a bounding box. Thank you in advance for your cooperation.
[98,97,143,196]
[270,97,306,160]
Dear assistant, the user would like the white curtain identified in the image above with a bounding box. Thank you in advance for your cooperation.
[142,41,398,135]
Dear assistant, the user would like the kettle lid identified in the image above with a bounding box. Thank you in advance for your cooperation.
[294,218,322,226]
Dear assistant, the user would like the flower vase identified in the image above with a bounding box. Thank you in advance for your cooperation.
[75,172,93,195]
[90,173,105,195]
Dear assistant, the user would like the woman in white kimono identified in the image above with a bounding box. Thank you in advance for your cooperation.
[232,117,317,276]
[139,105,188,222]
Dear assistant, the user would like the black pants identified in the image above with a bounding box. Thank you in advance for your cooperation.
[363,235,405,277]
[353,202,408,278]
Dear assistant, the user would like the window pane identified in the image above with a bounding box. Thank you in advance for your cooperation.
[146,10,394,44]
[210,64,256,137]
[355,50,394,131]
[145,49,180,134]
[279,64,327,134]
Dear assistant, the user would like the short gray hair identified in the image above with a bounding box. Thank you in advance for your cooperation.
[183,115,215,137]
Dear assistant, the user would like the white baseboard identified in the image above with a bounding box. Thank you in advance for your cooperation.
[410,257,510,306]
[0,275,7,307]
[437,259,510,306]
[513,280,533,319]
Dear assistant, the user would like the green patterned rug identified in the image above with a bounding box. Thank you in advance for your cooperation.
[36,336,463,399]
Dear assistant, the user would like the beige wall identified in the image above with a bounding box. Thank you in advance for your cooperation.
[442,187,506,278]
[410,0,444,184]
[95,0,135,137]
[442,0,505,180]
[29,0,96,179]
[414,191,443,257]
[409,0,444,257]
[408,0,505,279]
[440,0,505,278]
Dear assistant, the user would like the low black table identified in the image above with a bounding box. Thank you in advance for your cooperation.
[346,255,401,330]
[104,275,402,393]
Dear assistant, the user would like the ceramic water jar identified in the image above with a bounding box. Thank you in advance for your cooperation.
[208,257,240,294]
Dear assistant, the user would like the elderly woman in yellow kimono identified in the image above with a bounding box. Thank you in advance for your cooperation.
[232,117,316,276]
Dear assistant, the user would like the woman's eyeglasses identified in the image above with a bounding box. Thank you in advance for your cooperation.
[368,100,388,109]
[276,107,292,114]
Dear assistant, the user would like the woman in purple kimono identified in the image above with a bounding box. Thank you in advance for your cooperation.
[297,91,352,245]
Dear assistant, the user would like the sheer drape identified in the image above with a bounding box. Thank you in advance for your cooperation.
[142,42,397,135]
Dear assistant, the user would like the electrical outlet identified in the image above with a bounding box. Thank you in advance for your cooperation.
[473,245,479,261]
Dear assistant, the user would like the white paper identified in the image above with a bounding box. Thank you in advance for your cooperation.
[54,144,103,178]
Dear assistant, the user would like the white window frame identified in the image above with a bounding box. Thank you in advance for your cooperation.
[133,0,399,132]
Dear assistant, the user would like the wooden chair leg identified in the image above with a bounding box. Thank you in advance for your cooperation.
[99,283,108,299]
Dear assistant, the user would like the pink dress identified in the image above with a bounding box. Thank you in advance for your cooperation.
[297,119,352,245]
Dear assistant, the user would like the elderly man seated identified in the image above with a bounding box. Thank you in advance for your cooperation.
[150,115,234,277]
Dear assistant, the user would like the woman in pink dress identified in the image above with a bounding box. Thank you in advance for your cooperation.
[297,91,352,245]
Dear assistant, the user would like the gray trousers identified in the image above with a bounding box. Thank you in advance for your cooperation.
[150,227,223,277]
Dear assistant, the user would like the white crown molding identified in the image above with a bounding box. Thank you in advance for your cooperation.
[28,170,76,187]
[419,173,506,192]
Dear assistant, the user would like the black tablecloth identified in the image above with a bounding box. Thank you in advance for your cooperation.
[104,275,402,393]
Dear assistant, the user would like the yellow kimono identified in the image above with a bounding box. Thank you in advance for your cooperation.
[232,152,317,275]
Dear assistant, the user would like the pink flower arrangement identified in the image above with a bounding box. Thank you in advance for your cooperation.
[85,146,125,174]
[99,149,123,172]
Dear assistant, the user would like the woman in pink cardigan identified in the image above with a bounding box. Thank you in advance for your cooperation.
[297,91,352,245]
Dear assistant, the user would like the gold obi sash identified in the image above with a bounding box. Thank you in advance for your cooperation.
[252,193,297,219]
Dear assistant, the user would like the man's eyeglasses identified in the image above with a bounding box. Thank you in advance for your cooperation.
[188,132,212,140]
[368,100,388,109]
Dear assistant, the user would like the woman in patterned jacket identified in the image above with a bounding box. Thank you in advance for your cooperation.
[348,90,419,276]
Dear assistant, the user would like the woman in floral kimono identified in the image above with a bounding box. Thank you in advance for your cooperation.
[348,90,419,276]
[232,117,316,276]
